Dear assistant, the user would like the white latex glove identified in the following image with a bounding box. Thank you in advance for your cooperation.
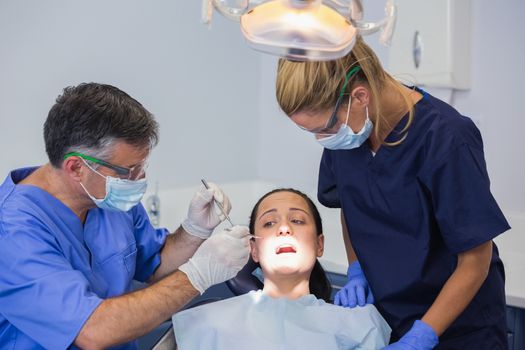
[179,225,251,294]
[181,182,232,239]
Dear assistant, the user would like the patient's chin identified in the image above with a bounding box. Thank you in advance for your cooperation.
[261,251,316,277]
[274,265,300,275]
[266,260,310,277]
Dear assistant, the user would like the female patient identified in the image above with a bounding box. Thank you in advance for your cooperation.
[173,189,390,349]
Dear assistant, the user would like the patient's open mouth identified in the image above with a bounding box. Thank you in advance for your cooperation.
[276,244,297,254]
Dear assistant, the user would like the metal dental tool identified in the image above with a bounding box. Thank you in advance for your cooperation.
[200,178,261,239]
[201,178,234,227]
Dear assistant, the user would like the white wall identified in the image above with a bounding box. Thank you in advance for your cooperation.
[0,0,261,188]
[452,0,525,212]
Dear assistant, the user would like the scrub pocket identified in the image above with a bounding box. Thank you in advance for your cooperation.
[92,244,138,296]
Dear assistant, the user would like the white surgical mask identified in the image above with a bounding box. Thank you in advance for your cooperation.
[317,103,373,150]
[80,160,147,212]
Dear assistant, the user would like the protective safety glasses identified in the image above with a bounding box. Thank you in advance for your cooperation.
[298,65,361,136]
[63,152,148,181]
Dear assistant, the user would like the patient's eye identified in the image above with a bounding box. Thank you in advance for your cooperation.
[260,213,279,228]
[262,220,276,228]
[290,214,308,225]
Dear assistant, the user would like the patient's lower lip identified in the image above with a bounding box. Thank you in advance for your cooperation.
[276,246,296,254]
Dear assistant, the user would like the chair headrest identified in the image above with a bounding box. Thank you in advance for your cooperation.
[226,257,264,295]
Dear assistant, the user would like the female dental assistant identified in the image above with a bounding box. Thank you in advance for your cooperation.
[275,36,509,349]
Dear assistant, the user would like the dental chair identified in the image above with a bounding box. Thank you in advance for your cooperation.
[225,257,264,295]
[148,258,263,350]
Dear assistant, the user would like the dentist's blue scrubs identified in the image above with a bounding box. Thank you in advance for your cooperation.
[0,167,168,349]
[318,89,509,349]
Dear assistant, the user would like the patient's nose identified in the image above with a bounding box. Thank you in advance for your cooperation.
[278,224,292,236]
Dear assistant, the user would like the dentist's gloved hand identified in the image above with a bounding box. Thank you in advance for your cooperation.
[182,182,232,239]
[381,320,438,350]
[334,260,374,307]
[179,225,250,294]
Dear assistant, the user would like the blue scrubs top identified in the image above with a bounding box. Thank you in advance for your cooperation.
[318,89,510,342]
[0,167,168,349]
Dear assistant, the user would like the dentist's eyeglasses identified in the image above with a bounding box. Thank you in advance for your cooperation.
[64,152,148,181]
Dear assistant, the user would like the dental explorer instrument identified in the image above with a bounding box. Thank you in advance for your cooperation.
[201,178,234,227]
[200,179,261,239]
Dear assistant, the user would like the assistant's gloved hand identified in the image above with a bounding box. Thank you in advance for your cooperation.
[334,260,374,307]
[182,182,232,239]
[381,320,439,350]
[179,225,250,294]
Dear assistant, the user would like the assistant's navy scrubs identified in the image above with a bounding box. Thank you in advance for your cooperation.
[318,89,510,349]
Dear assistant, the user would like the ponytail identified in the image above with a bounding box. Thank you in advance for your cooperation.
[310,260,332,302]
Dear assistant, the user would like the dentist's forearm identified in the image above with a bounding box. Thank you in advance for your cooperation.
[75,270,198,349]
[149,225,204,282]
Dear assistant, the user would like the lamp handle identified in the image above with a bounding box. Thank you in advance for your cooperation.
[210,0,250,22]
[323,0,396,46]
[349,0,397,45]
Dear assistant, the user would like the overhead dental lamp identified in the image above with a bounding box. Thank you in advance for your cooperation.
[202,0,396,61]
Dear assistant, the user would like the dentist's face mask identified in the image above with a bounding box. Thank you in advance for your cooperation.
[317,97,373,150]
[80,159,148,212]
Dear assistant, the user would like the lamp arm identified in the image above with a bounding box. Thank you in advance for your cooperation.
[202,0,213,25]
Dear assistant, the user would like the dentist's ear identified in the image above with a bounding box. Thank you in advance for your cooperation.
[250,239,260,263]
[62,156,84,182]
[317,234,325,257]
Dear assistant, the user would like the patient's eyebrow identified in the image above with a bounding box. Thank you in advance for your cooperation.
[258,208,277,220]
[289,208,310,216]
[258,207,310,220]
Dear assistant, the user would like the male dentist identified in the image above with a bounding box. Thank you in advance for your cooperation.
[0,82,250,349]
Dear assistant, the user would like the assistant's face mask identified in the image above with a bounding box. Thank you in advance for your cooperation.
[317,101,373,150]
[80,160,147,212]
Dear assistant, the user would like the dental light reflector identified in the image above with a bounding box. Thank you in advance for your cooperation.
[204,0,396,61]
[240,0,357,61]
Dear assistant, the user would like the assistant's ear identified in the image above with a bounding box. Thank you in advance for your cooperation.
[316,234,325,257]
[62,157,84,182]
[350,86,370,108]
[250,239,260,263]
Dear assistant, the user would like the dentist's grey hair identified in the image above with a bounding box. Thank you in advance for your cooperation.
[44,82,159,167]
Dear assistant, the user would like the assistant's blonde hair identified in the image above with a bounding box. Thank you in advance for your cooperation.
[276,36,413,145]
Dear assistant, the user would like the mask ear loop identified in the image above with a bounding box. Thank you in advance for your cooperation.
[344,94,352,126]
[362,105,372,135]
[79,158,108,201]
[80,158,107,180]
[346,98,372,136]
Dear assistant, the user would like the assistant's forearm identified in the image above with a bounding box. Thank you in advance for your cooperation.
[150,225,203,282]
[75,270,198,349]
[421,241,492,336]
